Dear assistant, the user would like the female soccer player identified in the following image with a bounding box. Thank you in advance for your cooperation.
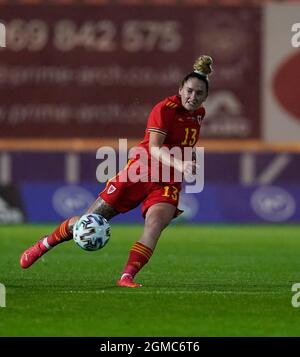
[20,55,213,288]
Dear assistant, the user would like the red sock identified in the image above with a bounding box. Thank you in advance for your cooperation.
[40,218,73,250]
[122,242,153,278]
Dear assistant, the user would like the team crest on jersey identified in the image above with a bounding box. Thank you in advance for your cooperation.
[187,114,204,126]
[107,184,117,194]
[196,115,204,126]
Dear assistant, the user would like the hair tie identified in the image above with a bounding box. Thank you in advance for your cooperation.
[193,70,208,78]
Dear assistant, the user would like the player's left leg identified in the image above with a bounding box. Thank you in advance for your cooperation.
[20,216,78,269]
[117,202,176,288]
[20,198,118,269]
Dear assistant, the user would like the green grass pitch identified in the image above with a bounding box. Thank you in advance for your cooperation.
[0,224,300,336]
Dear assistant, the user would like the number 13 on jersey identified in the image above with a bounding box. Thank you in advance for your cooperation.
[181,128,197,146]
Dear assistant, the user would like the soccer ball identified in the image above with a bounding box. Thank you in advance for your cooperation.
[73,214,111,251]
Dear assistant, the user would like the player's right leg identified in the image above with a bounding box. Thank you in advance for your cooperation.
[20,197,118,269]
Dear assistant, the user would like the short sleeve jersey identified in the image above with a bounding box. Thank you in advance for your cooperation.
[138,95,205,153]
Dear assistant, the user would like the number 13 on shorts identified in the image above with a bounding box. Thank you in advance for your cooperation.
[162,185,178,201]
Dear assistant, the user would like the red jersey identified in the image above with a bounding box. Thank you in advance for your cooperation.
[138,94,205,152]
[128,95,205,183]
[100,95,205,216]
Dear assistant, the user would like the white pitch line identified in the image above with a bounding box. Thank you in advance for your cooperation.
[59,290,281,295]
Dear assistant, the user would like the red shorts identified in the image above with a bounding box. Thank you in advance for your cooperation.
[99,162,183,218]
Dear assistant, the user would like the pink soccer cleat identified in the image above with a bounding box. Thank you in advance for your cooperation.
[117,274,142,288]
[20,238,48,269]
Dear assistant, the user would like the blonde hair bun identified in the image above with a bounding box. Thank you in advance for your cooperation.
[193,55,213,76]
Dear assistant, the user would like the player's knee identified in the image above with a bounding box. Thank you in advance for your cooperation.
[145,214,170,232]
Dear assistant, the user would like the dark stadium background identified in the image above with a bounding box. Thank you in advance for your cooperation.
[0,0,300,343]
